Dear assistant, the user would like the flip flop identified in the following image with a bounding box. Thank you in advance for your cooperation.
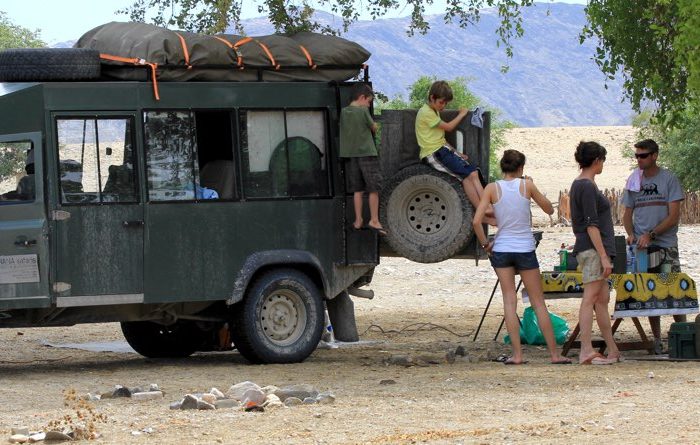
[366,225,388,236]
[606,353,624,363]
[504,358,528,365]
[551,358,572,365]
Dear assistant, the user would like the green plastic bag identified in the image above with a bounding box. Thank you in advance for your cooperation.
[504,307,570,345]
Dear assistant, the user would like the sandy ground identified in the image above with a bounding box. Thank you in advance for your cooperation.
[2,126,700,444]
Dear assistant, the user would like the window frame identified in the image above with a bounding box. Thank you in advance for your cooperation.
[53,114,139,206]
[238,107,332,201]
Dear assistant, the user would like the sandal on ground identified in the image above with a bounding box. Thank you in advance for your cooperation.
[366,225,388,236]
[503,357,528,365]
[551,358,572,365]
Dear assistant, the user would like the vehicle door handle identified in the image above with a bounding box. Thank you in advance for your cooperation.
[14,238,37,247]
[122,220,144,228]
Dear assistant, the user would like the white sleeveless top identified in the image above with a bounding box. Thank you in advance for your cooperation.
[492,178,535,252]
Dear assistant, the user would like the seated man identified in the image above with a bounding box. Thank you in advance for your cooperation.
[16,163,35,201]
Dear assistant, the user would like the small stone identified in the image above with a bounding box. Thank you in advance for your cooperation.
[180,394,199,410]
[10,428,29,436]
[9,434,28,444]
[197,400,216,410]
[604,425,615,431]
[241,388,266,406]
[100,391,113,399]
[303,397,317,404]
[112,385,132,398]
[379,379,396,385]
[28,432,46,443]
[131,386,144,394]
[648,371,655,379]
[445,350,456,364]
[142,427,155,434]
[316,393,335,405]
[201,393,217,405]
[170,401,182,410]
[132,391,164,401]
[215,399,240,409]
[131,431,142,436]
[227,381,262,401]
[455,345,466,357]
[274,384,319,402]
[149,383,160,391]
[261,385,280,395]
[44,431,72,442]
[262,394,282,407]
[284,397,303,407]
[209,388,225,399]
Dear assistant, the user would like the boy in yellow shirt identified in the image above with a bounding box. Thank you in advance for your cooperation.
[416,80,493,224]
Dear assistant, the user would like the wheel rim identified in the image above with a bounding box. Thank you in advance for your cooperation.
[403,187,449,235]
[260,289,307,346]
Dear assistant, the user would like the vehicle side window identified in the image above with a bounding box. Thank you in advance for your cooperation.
[0,141,34,203]
[145,110,232,202]
[239,110,329,198]
[56,118,137,204]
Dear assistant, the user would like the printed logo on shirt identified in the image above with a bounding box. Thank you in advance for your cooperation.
[641,183,659,196]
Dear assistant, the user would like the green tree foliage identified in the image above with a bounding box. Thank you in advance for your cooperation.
[378,76,511,181]
[582,0,699,121]
[0,11,44,49]
[120,0,535,56]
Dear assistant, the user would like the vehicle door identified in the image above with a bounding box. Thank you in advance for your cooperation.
[0,133,50,309]
[51,114,144,305]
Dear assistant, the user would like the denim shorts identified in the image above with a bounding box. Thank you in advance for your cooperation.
[423,146,480,181]
[489,250,539,271]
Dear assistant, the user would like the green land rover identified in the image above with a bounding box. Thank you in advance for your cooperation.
[0,28,489,364]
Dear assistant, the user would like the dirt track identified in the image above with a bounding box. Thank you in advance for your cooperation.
[2,126,700,444]
[2,225,700,444]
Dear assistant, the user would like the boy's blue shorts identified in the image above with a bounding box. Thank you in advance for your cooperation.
[423,146,479,181]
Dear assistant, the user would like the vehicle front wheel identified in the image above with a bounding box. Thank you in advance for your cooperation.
[120,320,207,358]
[230,268,324,364]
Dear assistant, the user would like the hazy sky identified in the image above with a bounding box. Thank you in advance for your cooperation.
[0,0,588,44]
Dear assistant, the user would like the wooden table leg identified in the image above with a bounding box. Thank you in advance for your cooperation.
[562,323,580,356]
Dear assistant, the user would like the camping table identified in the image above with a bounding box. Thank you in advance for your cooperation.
[474,270,699,356]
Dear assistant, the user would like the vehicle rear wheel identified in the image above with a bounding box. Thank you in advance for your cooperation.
[230,268,324,364]
[0,48,101,81]
[380,164,474,263]
[120,320,207,358]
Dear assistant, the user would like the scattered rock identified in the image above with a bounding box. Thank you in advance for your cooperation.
[44,431,72,442]
[316,393,335,405]
[200,393,217,405]
[261,385,280,395]
[180,394,199,410]
[170,401,182,410]
[284,397,303,407]
[8,434,28,444]
[455,345,466,356]
[241,388,266,406]
[274,384,319,402]
[215,399,240,409]
[149,383,160,392]
[303,397,317,404]
[28,432,45,443]
[197,400,216,410]
[227,381,262,401]
[379,379,397,385]
[112,385,132,398]
[131,391,164,401]
[209,388,225,399]
[10,428,29,436]
[648,371,655,379]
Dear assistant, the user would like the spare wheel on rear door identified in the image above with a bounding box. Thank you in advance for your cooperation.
[380,164,474,263]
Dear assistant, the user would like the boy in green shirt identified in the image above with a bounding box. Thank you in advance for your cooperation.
[416,80,493,224]
[340,84,386,235]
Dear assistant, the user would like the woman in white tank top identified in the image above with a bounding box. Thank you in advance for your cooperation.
[473,150,570,365]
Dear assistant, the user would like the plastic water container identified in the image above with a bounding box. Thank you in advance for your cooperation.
[636,248,648,273]
[626,245,636,273]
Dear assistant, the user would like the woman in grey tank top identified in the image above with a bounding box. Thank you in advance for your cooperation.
[474,150,571,365]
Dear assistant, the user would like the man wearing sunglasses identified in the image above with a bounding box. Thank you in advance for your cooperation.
[622,139,686,353]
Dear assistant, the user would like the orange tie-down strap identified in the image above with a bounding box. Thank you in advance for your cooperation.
[173,32,192,68]
[214,36,315,70]
[211,36,244,68]
[100,53,160,101]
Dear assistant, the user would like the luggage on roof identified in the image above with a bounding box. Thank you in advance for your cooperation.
[75,21,371,82]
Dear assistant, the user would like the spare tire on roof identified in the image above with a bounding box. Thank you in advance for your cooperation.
[0,48,100,81]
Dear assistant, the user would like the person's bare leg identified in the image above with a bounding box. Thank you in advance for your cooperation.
[366,191,384,230]
[592,286,619,359]
[494,267,524,363]
[578,280,601,363]
[352,191,363,229]
[464,173,496,225]
[520,268,569,362]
